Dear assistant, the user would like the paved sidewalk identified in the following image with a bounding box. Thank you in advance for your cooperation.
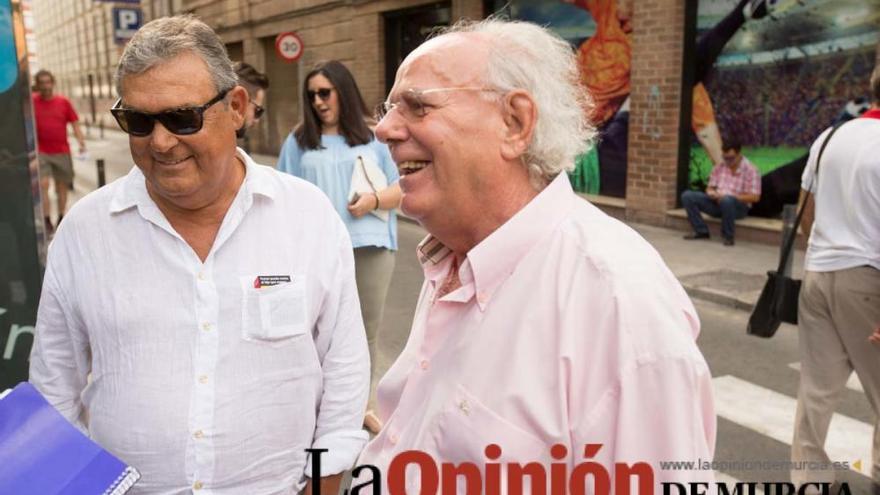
[629,222,802,312]
[64,131,801,315]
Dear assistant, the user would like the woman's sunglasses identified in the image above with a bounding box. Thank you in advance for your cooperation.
[307,88,333,102]
[251,101,265,119]
[110,89,229,137]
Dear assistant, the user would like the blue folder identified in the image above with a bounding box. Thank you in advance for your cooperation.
[0,382,140,495]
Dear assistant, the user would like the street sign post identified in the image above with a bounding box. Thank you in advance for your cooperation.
[274,32,304,63]
[112,7,142,45]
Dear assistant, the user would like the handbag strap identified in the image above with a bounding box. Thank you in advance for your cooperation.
[776,123,844,273]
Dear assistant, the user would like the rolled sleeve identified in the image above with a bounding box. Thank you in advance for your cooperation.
[306,216,370,477]
[747,165,761,196]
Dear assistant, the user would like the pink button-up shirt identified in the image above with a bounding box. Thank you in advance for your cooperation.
[708,156,761,201]
[357,174,716,493]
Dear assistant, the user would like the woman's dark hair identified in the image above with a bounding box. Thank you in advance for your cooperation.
[294,60,373,150]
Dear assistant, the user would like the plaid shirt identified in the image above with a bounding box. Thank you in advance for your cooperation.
[708,156,761,202]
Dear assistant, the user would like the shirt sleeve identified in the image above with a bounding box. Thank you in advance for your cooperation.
[373,139,399,184]
[746,162,761,196]
[567,258,716,489]
[28,245,90,432]
[707,165,721,188]
[65,98,79,123]
[304,213,370,477]
[276,134,303,177]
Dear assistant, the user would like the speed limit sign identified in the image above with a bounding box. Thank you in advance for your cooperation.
[275,32,304,62]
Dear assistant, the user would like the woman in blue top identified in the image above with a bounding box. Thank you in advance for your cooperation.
[277,60,400,433]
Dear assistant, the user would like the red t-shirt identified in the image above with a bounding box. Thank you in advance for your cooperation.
[32,93,79,154]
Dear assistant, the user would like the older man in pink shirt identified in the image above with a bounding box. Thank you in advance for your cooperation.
[356,18,716,493]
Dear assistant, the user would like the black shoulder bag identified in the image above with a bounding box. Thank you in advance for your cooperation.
[746,124,842,338]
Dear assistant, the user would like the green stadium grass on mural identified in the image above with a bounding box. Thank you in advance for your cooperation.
[687,146,807,191]
[568,146,807,194]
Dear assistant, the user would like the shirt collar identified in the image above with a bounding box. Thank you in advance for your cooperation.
[416,173,576,310]
[861,108,880,120]
[109,147,277,214]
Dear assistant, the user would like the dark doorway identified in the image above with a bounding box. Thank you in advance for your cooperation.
[383,2,451,95]
[226,41,244,63]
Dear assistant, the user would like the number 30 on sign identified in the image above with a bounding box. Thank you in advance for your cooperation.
[274,32,304,62]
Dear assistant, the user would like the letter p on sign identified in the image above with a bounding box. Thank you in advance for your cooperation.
[113,7,142,45]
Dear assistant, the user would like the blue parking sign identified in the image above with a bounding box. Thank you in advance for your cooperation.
[112,7,142,45]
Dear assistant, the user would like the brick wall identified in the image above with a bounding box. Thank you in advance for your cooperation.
[625,0,688,225]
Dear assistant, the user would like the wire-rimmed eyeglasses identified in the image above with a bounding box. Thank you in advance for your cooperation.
[375,87,499,121]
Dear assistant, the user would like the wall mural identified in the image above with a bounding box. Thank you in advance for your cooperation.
[691,0,879,217]
[487,0,879,208]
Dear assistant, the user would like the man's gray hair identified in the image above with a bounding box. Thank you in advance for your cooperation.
[438,18,596,189]
[114,14,237,97]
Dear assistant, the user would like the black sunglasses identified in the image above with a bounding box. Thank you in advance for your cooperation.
[307,88,333,102]
[110,89,230,137]
[251,101,265,119]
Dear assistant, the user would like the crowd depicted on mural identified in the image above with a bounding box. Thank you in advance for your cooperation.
[709,49,877,148]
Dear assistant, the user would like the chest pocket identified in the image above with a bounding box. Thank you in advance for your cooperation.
[240,275,308,344]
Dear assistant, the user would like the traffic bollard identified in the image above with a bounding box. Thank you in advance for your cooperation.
[97,158,106,188]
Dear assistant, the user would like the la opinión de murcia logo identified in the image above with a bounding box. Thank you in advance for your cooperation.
[306,445,853,494]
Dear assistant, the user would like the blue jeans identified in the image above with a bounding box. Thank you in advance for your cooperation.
[681,190,750,239]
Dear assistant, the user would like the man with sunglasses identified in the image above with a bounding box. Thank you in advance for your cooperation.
[355,18,714,493]
[233,61,269,141]
[29,15,369,495]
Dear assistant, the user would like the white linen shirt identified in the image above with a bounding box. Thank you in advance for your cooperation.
[29,150,369,494]
[801,116,880,272]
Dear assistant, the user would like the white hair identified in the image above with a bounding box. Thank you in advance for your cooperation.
[438,18,596,189]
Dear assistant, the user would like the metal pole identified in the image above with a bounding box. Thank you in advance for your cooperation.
[97,158,106,188]
[780,204,797,276]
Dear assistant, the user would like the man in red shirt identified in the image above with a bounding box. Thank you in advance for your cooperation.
[32,69,85,231]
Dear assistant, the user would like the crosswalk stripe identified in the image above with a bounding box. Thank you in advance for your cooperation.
[713,375,872,476]
[787,362,864,393]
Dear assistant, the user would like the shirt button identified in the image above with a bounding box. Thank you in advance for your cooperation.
[477,293,488,304]
[197,272,206,281]
[193,481,204,490]
[201,322,212,331]
[193,430,204,439]
[198,375,208,384]
[459,400,470,416]
[419,359,429,370]
[389,433,399,445]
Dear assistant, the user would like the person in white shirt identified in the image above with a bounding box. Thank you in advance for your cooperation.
[792,67,880,491]
[28,15,369,495]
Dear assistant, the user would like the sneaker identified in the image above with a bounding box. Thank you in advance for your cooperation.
[723,237,735,246]
[683,232,710,240]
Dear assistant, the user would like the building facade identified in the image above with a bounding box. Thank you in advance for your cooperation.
[191,0,483,155]
[28,0,879,230]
